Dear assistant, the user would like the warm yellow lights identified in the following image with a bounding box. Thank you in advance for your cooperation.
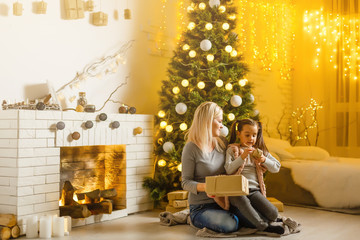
[181,79,189,87]
[205,23,213,30]
[158,110,165,118]
[172,87,180,94]
[239,79,248,87]
[182,44,190,51]
[177,163,182,172]
[199,2,206,10]
[230,50,238,57]
[225,83,233,90]
[165,125,173,132]
[187,6,194,12]
[222,23,230,30]
[187,22,196,30]
[225,45,233,53]
[228,14,236,20]
[180,123,188,131]
[207,54,214,61]
[219,6,226,13]
[228,113,235,121]
[189,50,197,58]
[216,79,224,87]
[197,81,205,89]
[160,121,167,128]
[158,159,167,167]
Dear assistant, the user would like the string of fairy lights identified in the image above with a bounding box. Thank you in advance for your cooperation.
[289,98,323,145]
[304,8,360,81]
[236,0,295,82]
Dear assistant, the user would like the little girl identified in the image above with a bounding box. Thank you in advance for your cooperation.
[224,119,283,234]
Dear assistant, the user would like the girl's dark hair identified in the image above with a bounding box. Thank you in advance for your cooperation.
[229,118,269,156]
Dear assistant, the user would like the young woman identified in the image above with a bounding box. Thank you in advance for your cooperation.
[181,102,251,233]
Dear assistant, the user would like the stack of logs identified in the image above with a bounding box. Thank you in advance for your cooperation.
[59,181,117,218]
[0,214,20,240]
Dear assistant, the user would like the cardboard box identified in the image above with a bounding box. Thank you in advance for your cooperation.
[267,197,284,212]
[167,190,188,201]
[205,175,249,196]
[173,200,189,208]
[165,204,188,213]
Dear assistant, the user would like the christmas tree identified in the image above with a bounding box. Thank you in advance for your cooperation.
[143,0,258,203]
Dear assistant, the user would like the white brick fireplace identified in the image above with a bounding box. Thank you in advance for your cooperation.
[0,110,154,234]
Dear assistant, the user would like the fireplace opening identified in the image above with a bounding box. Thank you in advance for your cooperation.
[59,145,126,218]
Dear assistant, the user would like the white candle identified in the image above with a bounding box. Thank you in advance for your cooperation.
[64,216,72,233]
[53,216,65,237]
[39,216,52,239]
[26,216,38,238]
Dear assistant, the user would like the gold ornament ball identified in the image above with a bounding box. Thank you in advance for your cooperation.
[189,50,196,58]
[205,23,213,30]
[197,81,205,89]
[172,87,180,94]
[76,105,84,112]
[222,23,230,30]
[225,83,233,90]
[199,3,206,10]
[119,106,128,113]
[160,121,167,128]
[157,159,166,167]
[182,44,190,51]
[165,125,173,132]
[181,79,189,87]
[228,113,235,121]
[158,110,165,118]
[216,79,224,87]
[207,54,214,61]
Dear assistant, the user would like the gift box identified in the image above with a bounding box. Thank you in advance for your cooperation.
[267,197,284,212]
[64,0,84,19]
[36,1,47,14]
[165,204,187,213]
[173,200,189,208]
[13,2,23,16]
[205,175,249,197]
[92,11,108,26]
[167,190,188,201]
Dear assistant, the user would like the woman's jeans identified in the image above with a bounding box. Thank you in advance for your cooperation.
[189,202,255,233]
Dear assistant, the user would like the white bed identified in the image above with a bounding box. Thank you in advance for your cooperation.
[264,137,360,210]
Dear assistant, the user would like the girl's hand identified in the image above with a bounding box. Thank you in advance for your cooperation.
[241,147,254,160]
[228,143,240,158]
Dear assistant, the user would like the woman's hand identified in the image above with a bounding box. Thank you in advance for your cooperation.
[197,182,206,192]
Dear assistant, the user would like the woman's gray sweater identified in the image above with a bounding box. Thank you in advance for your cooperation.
[181,142,226,205]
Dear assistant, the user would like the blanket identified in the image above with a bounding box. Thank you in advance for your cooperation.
[159,209,301,238]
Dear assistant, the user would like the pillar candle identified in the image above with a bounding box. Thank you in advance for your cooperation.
[26,216,38,238]
[52,216,65,237]
[64,216,72,233]
[39,216,52,239]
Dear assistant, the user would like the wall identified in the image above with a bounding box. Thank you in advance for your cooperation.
[0,0,175,114]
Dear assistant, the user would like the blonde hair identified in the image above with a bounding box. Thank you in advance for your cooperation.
[185,102,226,152]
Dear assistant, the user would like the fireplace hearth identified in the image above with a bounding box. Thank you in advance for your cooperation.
[0,110,154,234]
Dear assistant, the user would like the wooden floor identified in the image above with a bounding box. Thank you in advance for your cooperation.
[19,205,360,240]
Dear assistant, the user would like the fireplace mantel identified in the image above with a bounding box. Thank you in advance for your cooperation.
[0,110,154,234]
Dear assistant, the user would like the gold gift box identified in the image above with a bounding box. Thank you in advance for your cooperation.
[64,0,85,19]
[13,2,23,16]
[36,1,48,14]
[205,175,249,197]
[92,11,108,26]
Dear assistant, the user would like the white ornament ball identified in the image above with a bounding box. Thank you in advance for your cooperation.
[209,0,221,8]
[249,94,255,103]
[230,95,242,107]
[200,39,212,51]
[220,125,229,137]
[163,141,175,153]
[175,102,187,115]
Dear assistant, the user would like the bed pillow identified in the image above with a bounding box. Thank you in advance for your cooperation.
[263,137,295,160]
[286,146,330,160]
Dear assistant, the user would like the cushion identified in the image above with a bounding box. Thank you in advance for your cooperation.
[263,137,295,160]
[286,146,330,160]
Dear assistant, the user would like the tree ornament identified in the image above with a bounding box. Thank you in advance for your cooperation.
[166,125,173,132]
[200,39,212,51]
[111,121,120,129]
[157,159,167,167]
[175,103,187,115]
[209,0,220,8]
[228,113,235,121]
[84,120,93,129]
[249,94,255,103]
[230,95,242,107]
[220,125,229,137]
[119,105,128,113]
[158,110,165,118]
[76,105,84,112]
[99,113,107,121]
[163,142,175,153]
[36,102,45,110]
[216,79,224,87]
[72,132,81,140]
[129,107,136,114]
[56,121,65,130]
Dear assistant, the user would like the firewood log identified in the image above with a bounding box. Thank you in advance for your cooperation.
[62,181,78,205]
[60,205,91,219]
[0,214,16,227]
[0,226,11,240]
[100,188,117,198]
[10,225,20,239]
[86,199,113,215]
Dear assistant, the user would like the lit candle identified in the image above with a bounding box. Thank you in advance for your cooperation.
[26,216,38,238]
[52,216,65,237]
[39,216,52,239]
